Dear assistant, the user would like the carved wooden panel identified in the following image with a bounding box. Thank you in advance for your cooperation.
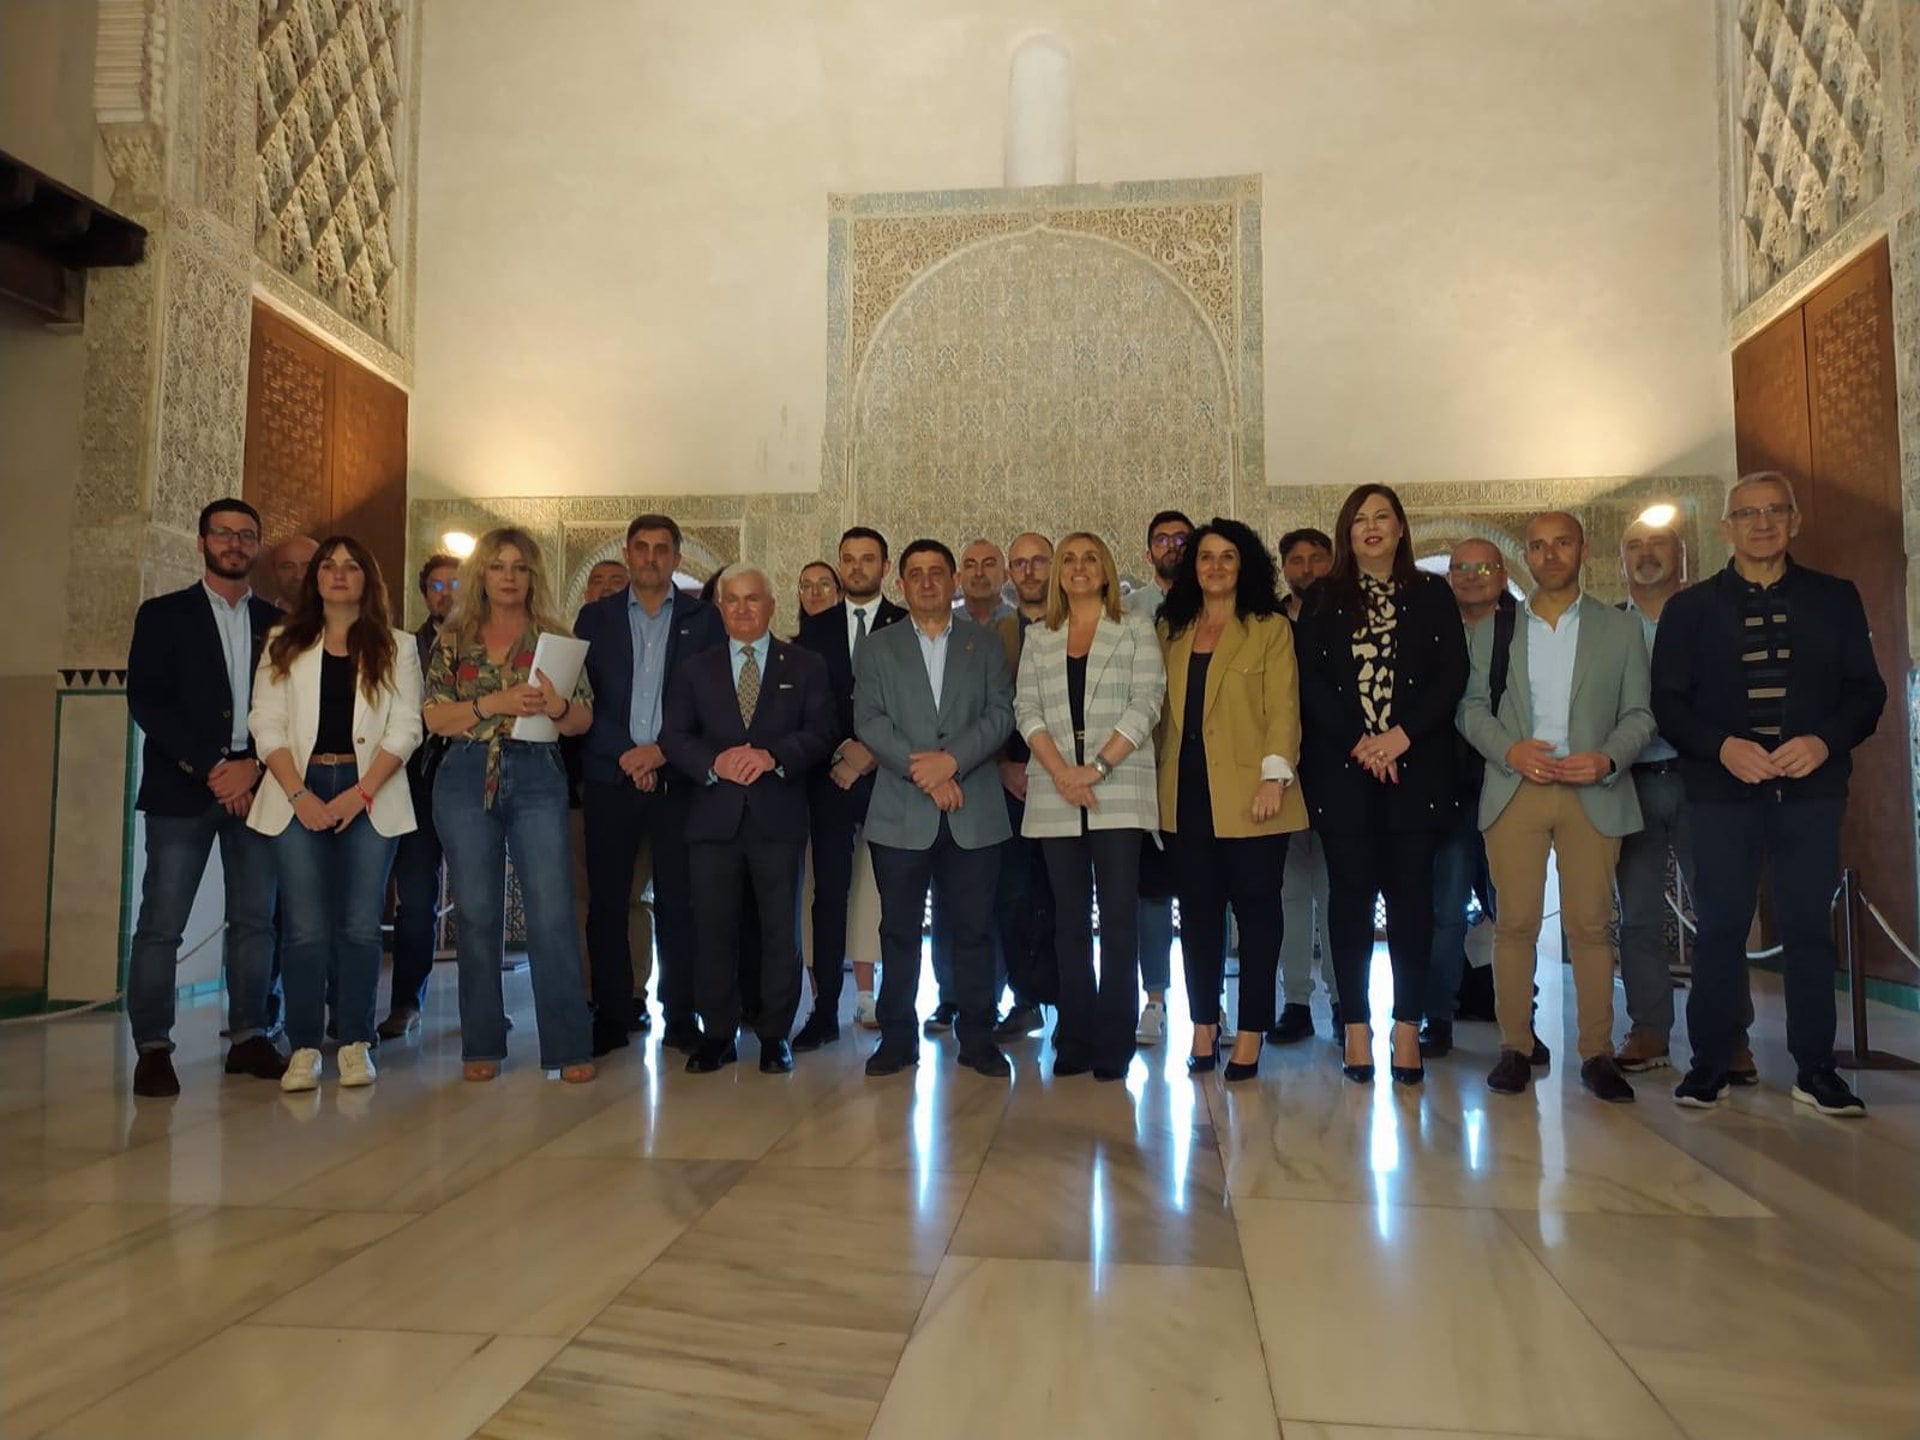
[1731,240,1913,983]
[244,301,408,607]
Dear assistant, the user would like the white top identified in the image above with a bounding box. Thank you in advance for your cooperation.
[1524,591,1584,759]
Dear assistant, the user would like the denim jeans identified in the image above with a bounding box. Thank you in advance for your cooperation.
[1614,767,1694,1038]
[127,802,277,1052]
[1278,829,1334,1006]
[931,873,1007,1009]
[273,760,398,1051]
[435,741,593,1069]
[387,763,443,1013]
[1137,897,1174,994]
[1425,805,1491,1023]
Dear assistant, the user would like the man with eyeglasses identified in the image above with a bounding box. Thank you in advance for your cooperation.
[1654,472,1886,1116]
[1126,510,1192,1044]
[1422,539,1514,1056]
[125,499,287,1096]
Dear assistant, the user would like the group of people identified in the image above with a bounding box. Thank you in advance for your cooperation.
[123,468,1885,1117]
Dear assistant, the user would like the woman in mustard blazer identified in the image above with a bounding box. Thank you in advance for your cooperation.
[249,536,422,1093]
[1156,519,1308,1081]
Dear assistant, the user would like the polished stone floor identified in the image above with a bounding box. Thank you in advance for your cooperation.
[3,947,1917,1440]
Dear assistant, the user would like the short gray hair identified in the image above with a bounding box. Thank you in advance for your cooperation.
[713,563,772,598]
[1724,470,1798,519]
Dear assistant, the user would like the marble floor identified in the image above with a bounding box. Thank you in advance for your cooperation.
[3,947,1918,1440]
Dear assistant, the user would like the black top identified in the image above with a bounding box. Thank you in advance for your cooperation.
[1183,652,1212,747]
[1066,652,1089,761]
[314,650,356,754]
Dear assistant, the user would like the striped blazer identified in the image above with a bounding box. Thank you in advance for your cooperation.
[1013,610,1166,837]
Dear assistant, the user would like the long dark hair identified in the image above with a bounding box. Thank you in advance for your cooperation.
[1321,484,1419,631]
[267,534,398,701]
[1157,517,1283,638]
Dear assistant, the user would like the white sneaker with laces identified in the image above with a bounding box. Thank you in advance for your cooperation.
[853,991,880,1029]
[337,1042,377,1088]
[1135,1001,1166,1045]
[281,1047,323,1093]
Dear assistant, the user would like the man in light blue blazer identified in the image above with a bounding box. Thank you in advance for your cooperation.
[855,539,1015,1078]
[1459,511,1654,1105]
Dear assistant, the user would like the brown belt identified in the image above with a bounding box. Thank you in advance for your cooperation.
[310,752,357,766]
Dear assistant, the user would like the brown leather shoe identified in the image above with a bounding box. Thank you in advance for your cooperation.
[132,1050,180,1098]
[1727,1046,1759,1086]
[1487,1049,1532,1095]
[1614,1027,1671,1073]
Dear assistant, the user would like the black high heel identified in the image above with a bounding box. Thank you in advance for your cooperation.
[1342,1025,1374,1084]
[1390,1022,1425,1086]
[1224,1040,1263,1083]
[1187,1027,1221,1075]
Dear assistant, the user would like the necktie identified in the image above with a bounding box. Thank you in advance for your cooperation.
[852,607,869,664]
[737,644,761,729]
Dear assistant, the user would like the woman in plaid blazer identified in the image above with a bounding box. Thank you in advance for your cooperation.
[1013,532,1166,1079]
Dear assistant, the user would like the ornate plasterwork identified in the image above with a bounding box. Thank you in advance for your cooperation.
[255,0,409,350]
[93,0,167,127]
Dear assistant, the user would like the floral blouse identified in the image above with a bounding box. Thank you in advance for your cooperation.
[1352,574,1398,733]
[425,626,592,807]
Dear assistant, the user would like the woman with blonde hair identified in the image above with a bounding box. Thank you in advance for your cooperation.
[423,527,597,1082]
[1013,531,1166,1079]
[249,535,421,1091]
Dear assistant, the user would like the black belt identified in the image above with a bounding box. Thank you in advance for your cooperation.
[1632,759,1679,776]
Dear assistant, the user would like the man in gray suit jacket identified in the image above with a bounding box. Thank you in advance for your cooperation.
[855,539,1015,1077]
[1460,512,1654,1104]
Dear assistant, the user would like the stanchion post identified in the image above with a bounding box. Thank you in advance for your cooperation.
[1834,868,1920,1072]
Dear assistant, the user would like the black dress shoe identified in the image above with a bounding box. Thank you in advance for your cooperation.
[132,1050,180,1097]
[993,1003,1045,1040]
[1053,1056,1091,1077]
[759,1038,794,1074]
[224,1036,289,1080]
[628,1006,652,1034]
[662,1019,704,1053]
[1580,1054,1636,1103]
[591,1021,631,1058]
[1418,1019,1453,1059]
[865,1042,919,1077]
[791,1011,840,1053]
[957,1045,1011,1077]
[923,1003,959,1036]
[1487,1049,1532,1094]
[686,1039,738,1074]
[1266,1003,1314,1045]
[1092,1066,1127,1083]
[1529,1034,1552,1066]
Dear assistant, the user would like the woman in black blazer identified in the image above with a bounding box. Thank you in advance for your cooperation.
[1296,485,1468,1086]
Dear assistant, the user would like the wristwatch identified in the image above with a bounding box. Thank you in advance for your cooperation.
[1091,755,1113,782]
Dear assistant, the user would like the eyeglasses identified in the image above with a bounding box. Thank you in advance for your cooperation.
[206,526,260,545]
[1149,533,1189,551]
[427,578,460,593]
[1727,503,1795,524]
[1451,562,1500,577]
[797,580,838,594]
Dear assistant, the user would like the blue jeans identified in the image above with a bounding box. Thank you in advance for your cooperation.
[387,763,443,1012]
[434,741,592,1069]
[273,760,398,1051]
[1137,898,1173,994]
[1426,805,1491,1023]
[127,802,277,1052]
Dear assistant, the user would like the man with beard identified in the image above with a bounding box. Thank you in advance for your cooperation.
[125,499,287,1096]
[1126,510,1191,1043]
[1278,527,1332,622]
[959,538,1015,627]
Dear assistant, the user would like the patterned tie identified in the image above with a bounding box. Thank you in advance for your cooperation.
[737,644,761,729]
[852,606,869,665]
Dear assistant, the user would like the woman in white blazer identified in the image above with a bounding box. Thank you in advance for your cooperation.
[1013,531,1166,1079]
[249,535,422,1092]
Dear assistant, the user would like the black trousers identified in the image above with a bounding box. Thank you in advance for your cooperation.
[804,777,869,1016]
[1321,813,1442,1029]
[388,763,443,1012]
[870,819,1000,1055]
[689,812,804,1042]
[1174,823,1289,1032]
[996,794,1058,1008]
[1044,828,1141,1069]
[582,777,697,1030]
[1688,795,1843,1079]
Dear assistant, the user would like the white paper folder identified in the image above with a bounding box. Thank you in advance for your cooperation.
[510,633,590,743]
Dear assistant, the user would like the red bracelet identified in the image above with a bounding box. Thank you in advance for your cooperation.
[355,785,375,809]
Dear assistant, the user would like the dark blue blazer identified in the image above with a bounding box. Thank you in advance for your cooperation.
[127,583,282,816]
[660,639,837,843]
[794,596,908,817]
[574,588,725,787]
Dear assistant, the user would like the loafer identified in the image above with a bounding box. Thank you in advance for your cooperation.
[1267,1003,1315,1045]
[759,1038,794,1074]
[685,1040,738,1074]
[864,1043,919,1077]
[132,1050,180,1098]
[1486,1049,1532,1095]
[225,1035,290,1080]
[957,1045,1011,1077]
[1580,1054,1635,1104]
[662,1020,704,1053]
[791,1011,840,1053]
[1528,1034,1552,1067]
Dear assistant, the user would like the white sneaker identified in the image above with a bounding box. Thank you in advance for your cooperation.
[1136,1001,1166,1045]
[853,991,880,1030]
[281,1048,322,1092]
[337,1042,377,1088]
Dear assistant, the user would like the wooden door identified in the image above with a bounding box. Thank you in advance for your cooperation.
[1731,239,1913,984]
[244,302,409,611]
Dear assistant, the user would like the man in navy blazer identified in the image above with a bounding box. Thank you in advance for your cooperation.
[662,565,836,1073]
[575,514,725,1054]
[124,499,288,1097]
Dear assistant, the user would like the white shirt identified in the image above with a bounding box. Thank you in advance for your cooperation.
[845,599,880,660]
[913,618,954,710]
[1524,591,1583,759]
[203,581,255,750]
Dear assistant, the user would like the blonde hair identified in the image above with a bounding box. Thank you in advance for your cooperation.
[443,527,568,649]
[1044,531,1123,628]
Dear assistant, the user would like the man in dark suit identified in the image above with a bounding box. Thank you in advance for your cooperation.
[855,538,1016,1078]
[790,525,907,1048]
[1654,472,1886,1117]
[662,565,837,1073]
[125,499,288,1097]
[576,513,725,1055]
